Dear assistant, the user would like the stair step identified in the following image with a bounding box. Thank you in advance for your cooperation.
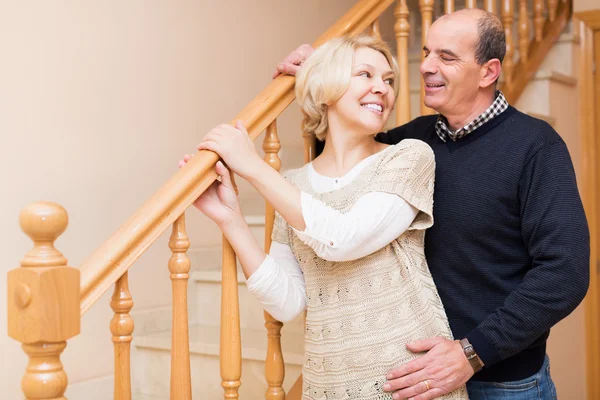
[191,269,306,334]
[132,394,168,400]
[188,215,265,271]
[516,70,577,116]
[135,324,304,364]
[133,324,304,399]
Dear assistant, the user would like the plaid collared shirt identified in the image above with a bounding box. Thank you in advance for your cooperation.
[435,91,509,142]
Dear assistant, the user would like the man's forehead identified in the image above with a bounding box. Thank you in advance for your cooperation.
[426,18,478,52]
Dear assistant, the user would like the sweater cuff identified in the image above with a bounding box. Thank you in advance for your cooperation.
[465,328,502,367]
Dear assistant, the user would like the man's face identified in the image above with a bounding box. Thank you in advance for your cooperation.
[420,15,483,119]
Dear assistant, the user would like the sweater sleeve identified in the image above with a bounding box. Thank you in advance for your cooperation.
[370,140,436,231]
[246,241,306,323]
[466,141,590,366]
[293,191,418,262]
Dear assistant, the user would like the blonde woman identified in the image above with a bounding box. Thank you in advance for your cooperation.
[180,36,467,399]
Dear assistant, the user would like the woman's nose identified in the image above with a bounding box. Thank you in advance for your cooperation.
[371,78,389,95]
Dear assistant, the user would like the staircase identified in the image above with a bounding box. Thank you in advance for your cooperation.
[131,210,306,399]
[6,0,583,399]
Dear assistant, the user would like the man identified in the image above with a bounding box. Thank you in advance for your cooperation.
[274,9,589,400]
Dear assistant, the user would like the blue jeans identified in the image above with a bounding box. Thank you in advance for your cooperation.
[466,356,558,400]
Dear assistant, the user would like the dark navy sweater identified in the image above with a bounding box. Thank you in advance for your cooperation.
[375,106,590,382]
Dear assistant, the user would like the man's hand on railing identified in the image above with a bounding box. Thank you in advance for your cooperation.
[196,121,263,181]
[177,158,242,227]
[272,44,315,78]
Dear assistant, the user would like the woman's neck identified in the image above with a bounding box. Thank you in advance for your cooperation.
[313,128,387,178]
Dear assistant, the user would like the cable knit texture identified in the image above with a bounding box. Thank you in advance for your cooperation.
[272,140,468,400]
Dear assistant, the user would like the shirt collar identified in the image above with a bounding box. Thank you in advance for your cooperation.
[435,91,509,142]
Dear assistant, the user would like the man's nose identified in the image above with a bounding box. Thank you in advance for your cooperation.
[420,56,438,76]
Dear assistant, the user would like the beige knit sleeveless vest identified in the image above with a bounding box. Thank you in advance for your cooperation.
[272,140,468,400]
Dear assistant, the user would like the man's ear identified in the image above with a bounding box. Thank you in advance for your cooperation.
[480,59,502,89]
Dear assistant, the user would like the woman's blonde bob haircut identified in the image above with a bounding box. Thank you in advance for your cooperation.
[295,35,400,141]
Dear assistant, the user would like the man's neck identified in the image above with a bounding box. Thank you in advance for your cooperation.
[444,91,496,131]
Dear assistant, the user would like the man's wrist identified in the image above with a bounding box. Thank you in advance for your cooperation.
[459,338,484,373]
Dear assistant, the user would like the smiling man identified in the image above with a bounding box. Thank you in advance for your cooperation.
[274,9,589,400]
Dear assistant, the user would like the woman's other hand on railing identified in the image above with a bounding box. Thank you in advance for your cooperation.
[177,158,242,227]
[196,121,262,181]
[272,44,314,78]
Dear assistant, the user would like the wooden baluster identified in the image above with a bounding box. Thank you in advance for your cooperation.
[465,0,477,8]
[111,272,134,400]
[548,0,557,22]
[369,19,382,39]
[263,121,286,400]
[8,202,80,400]
[221,173,242,399]
[169,215,192,400]
[419,0,435,116]
[501,0,515,88]
[302,131,317,164]
[518,0,530,62]
[533,0,544,41]
[434,0,444,20]
[394,0,411,125]
[484,0,496,14]
[444,0,455,14]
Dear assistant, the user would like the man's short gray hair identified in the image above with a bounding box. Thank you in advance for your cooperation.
[475,11,506,65]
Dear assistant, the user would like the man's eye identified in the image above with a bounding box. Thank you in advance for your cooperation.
[441,56,455,62]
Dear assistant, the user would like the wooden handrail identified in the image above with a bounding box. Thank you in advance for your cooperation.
[79,0,395,315]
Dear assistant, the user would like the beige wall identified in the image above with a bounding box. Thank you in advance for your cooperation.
[574,0,599,12]
[0,1,357,398]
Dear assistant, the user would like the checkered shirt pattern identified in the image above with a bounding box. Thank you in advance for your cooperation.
[435,91,509,142]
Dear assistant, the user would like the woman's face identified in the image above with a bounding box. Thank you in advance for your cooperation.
[328,47,396,136]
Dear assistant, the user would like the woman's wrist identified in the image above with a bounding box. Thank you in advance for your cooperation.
[218,212,250,235]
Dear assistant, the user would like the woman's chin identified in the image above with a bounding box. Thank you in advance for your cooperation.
[362,121,387,135]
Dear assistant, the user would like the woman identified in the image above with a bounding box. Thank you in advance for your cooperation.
[180,36,467,400]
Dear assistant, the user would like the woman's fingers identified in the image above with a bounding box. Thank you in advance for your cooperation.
[235,120,248,135]
[197,140,219,153]
[178,154,193,169]
[197,132,223,151]
[216,161,233,188]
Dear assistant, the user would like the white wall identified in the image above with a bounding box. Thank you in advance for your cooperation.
[0,1,357,397]
[574,0,599,13]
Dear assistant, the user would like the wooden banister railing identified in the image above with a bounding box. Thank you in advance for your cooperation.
[501,0,572,103]
[78,0,394,316]
[8,0,573,398]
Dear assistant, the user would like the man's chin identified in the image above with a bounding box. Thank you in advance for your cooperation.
[423,97,442,113]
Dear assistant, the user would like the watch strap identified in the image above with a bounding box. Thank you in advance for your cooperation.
[460,338,484,373]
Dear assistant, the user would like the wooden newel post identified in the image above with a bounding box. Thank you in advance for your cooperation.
[8,202,80,400]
